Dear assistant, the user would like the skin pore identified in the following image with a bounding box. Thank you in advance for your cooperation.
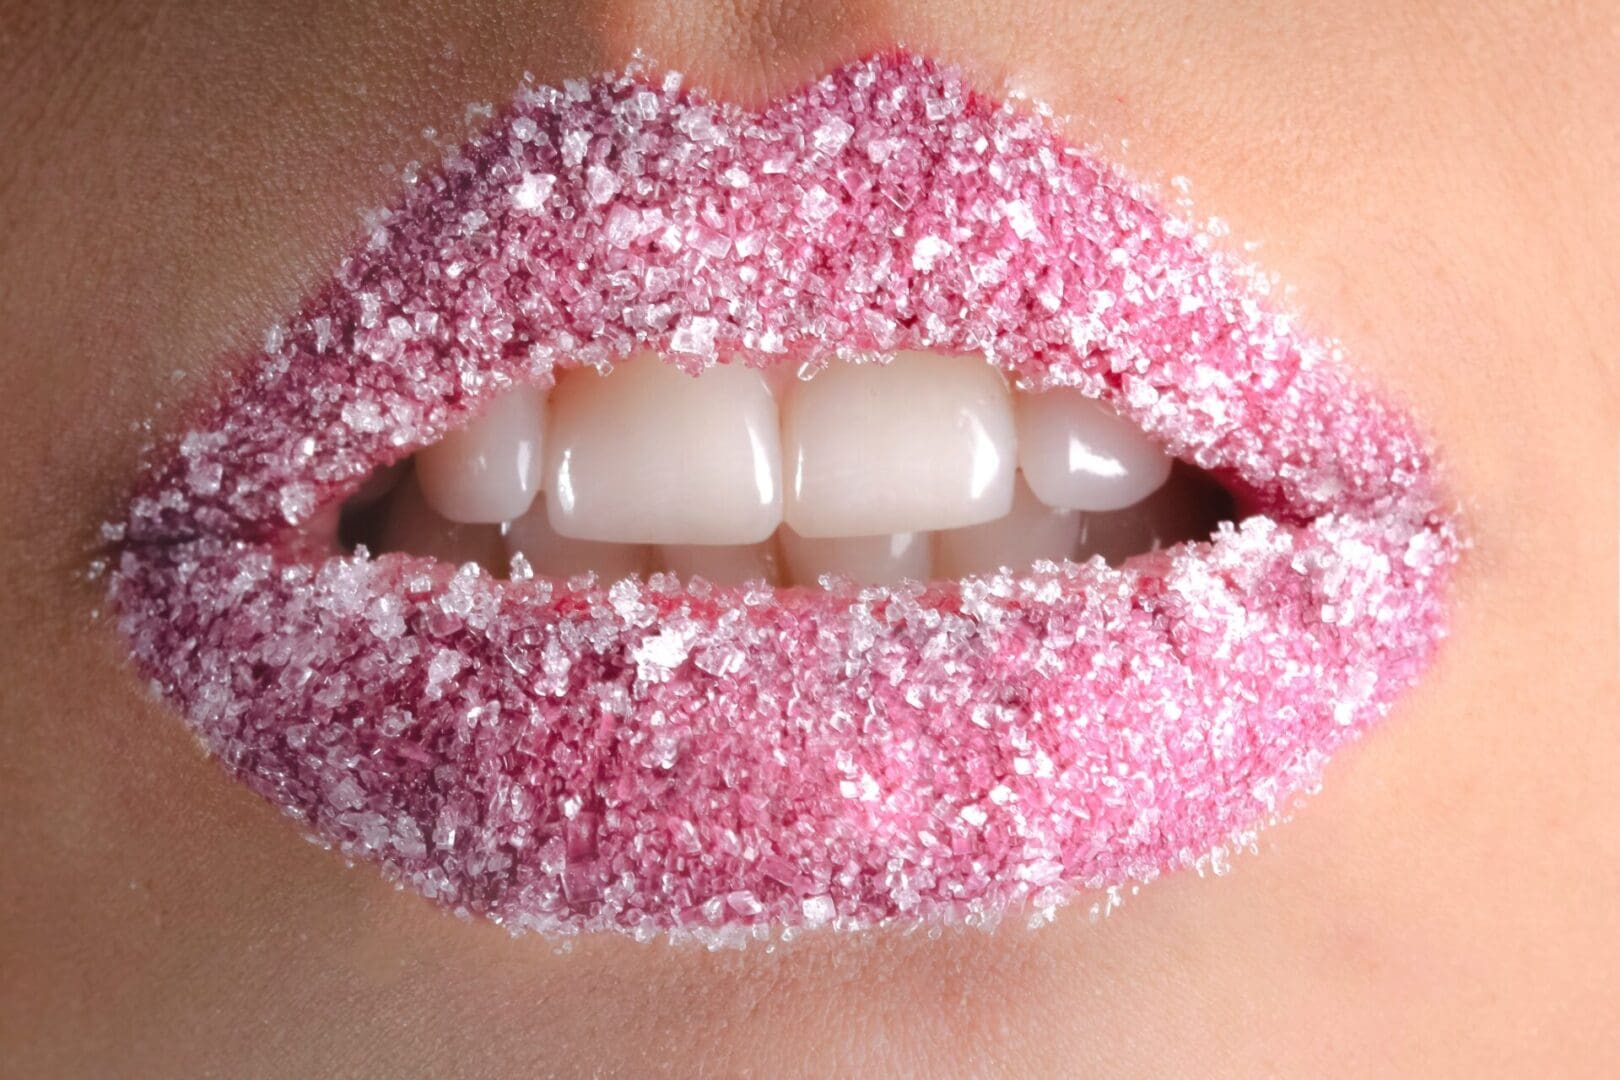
[1,1,1616,1075]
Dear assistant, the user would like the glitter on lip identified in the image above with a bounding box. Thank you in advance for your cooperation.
[107,52,1460,943]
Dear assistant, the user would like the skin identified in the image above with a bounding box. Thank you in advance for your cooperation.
[2,1,1617,1075]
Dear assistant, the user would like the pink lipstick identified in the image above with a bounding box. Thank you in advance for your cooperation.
[107,53,1460,942]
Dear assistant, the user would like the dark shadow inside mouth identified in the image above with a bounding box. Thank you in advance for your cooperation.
[1066,462,1238,565]
[335,457,1239,586]
[338,460,412,555]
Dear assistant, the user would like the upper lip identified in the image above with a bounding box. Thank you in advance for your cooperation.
[107,51,1460,939]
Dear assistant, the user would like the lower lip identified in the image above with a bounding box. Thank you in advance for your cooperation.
[108,53,1460,942]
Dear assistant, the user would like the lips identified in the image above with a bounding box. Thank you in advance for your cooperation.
[107,52,1460,941]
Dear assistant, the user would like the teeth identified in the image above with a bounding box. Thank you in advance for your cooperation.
[415,387,547,523]
[378,475,507,571]
[1015,388,1172,511]
[504,500,650,581]
[934,474,1083,577]
[779,526,932,587]
[782,351,1016,537]
[545,355,782,544]
[658,541,781,586]
[757,362,801,399]
[1074,463,1232,564]
[383,352,1221,584]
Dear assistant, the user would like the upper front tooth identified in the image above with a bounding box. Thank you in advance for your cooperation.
[782,351,1016,537]
[415,387,547,523]
[1015,388,1172,511]
[544,354,783,545]
[757,362,800,400]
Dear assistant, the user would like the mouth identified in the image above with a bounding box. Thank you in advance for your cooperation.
[108,52,1460,942]
[345,348,1236,587]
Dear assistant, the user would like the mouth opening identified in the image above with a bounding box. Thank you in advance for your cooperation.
[336,350,1241,588]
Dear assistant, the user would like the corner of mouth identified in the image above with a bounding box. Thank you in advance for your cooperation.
[105,48,1463,944]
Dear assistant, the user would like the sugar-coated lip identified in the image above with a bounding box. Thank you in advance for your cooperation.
[108,52,1460,943]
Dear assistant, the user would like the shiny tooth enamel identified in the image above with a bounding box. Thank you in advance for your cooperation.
[545,355,782,545]
[756,361,800,400]
[415,386,547,524]
[504,500,650,581]
[657,540,782,586]
[779,526,932,586]
[1016,387,1173,511]
[377,475,507,572]
[782,351,1016,537]
[934,474,1083,577]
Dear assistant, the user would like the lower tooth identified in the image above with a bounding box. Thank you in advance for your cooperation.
[658,541,781,586]
[504,501,649,582]
[934,475,1083,577]
[1074,463,1234,564]
[780,527,932,587]
[377,476,507,572]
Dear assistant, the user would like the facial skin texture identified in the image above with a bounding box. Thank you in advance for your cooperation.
[0,1,1616,1075]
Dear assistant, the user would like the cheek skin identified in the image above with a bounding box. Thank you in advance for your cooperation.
[1,2,1617,1077]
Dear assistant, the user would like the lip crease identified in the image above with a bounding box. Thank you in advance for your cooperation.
[106,52,1460,943]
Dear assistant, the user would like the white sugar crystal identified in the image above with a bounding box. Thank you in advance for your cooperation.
[561,129,591,166]
[798,184,839,223]
[727,890,764,917]
[603,204,639,247]
[801,895,835,926]
[426,648,465,694]
[278,482,314,525]
[186,460,223,496]
[676,106,719,145]
[1003,199,1037,239]
[512,172,556,211]
[586,164,621,205]
[669,315,718,357]
[911,234,952,272]
[812,117,854,155]
[632,626,691,680]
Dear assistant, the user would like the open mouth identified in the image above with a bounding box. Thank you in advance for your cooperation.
[343,348,1236,586]
[107,53,1460,943]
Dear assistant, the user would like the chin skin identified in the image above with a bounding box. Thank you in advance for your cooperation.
[1,2,1617,1076]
